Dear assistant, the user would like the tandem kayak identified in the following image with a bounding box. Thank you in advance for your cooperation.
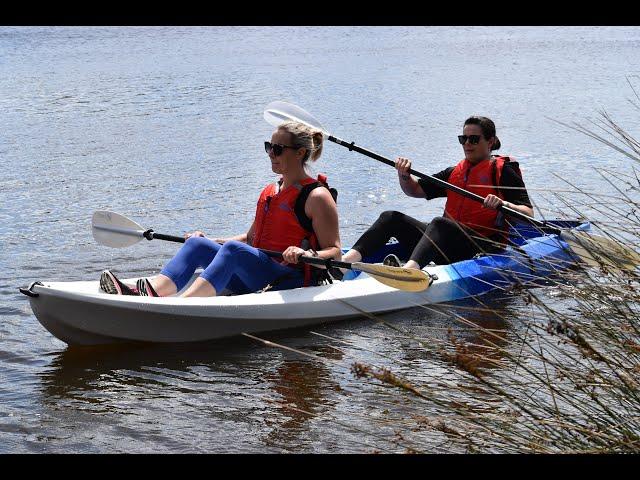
[20,220,587,346]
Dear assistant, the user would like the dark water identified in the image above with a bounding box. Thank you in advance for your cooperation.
[1,26,639,452]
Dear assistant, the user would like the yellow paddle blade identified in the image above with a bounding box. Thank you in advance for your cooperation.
[560,230,640,272]
[351,262,433,292]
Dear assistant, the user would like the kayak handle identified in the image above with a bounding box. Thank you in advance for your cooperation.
[19,281,43,298]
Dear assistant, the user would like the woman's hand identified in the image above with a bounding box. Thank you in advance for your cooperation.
[394,156,426,199]
[483,194,504,210]
[396,157,412,179]
[282,246,307,264]
[484,196,534,218]
[184,230,206,240]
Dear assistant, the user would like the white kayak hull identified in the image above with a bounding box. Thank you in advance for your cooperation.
[28,271,458,345]
[22,221,588,345]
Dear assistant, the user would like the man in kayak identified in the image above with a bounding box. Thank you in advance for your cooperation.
[100,120,341,297]
[341,116,534,270]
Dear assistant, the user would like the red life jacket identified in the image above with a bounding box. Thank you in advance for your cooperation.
[252,174,337,286]
[443,155,522,240]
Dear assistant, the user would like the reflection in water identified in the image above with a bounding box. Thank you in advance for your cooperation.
[34,338,276,453]
[35,335,348,452]
[262,345,344,450]
[388,290,525,371]
[441,294,514,370]
[39,338,256,402]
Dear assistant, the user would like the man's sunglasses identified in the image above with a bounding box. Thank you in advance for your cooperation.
[264,141,298,156]
[458,135,482,145]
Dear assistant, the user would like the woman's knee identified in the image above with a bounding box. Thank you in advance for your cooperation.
[182,236,219,256]
[429,216,447,226]
[428,216,458,232]
[185,235,209,247]
[377,210,404,224]
[214,240,253,263]
[219,240,245,254]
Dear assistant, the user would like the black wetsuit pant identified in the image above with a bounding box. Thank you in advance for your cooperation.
[351,210,504,268]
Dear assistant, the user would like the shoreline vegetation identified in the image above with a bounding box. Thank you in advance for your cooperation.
[249,81,640,453]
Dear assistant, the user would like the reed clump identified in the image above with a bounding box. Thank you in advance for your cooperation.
[346,237,640,451]
[342,95,640,453]
[246,86,640,453]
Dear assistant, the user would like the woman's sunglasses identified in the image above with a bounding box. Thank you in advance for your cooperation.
[264,141,298,156]
[458,135,482,145]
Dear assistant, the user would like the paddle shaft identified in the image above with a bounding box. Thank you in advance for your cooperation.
[93,211,431,289]
[326,134,561,235]
[143,229,352,270]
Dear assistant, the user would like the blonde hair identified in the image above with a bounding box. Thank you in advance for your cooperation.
[278,120,324,165]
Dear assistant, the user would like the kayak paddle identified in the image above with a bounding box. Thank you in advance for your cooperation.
[264,101,640,272]
[91,211,432,292]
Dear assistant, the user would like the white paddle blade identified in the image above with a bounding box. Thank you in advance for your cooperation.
[92,211,147,248]
[560,230,640,272]
[352,262,432,292]
[264,101,327,138]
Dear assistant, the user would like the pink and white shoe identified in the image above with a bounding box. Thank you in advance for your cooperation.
[136,278,159,297]
[100,270,138,295]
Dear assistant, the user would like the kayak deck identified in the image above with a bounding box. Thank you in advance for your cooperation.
[22,220,587,346]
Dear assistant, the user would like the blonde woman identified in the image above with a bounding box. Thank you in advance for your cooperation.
[100,121,341,297]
